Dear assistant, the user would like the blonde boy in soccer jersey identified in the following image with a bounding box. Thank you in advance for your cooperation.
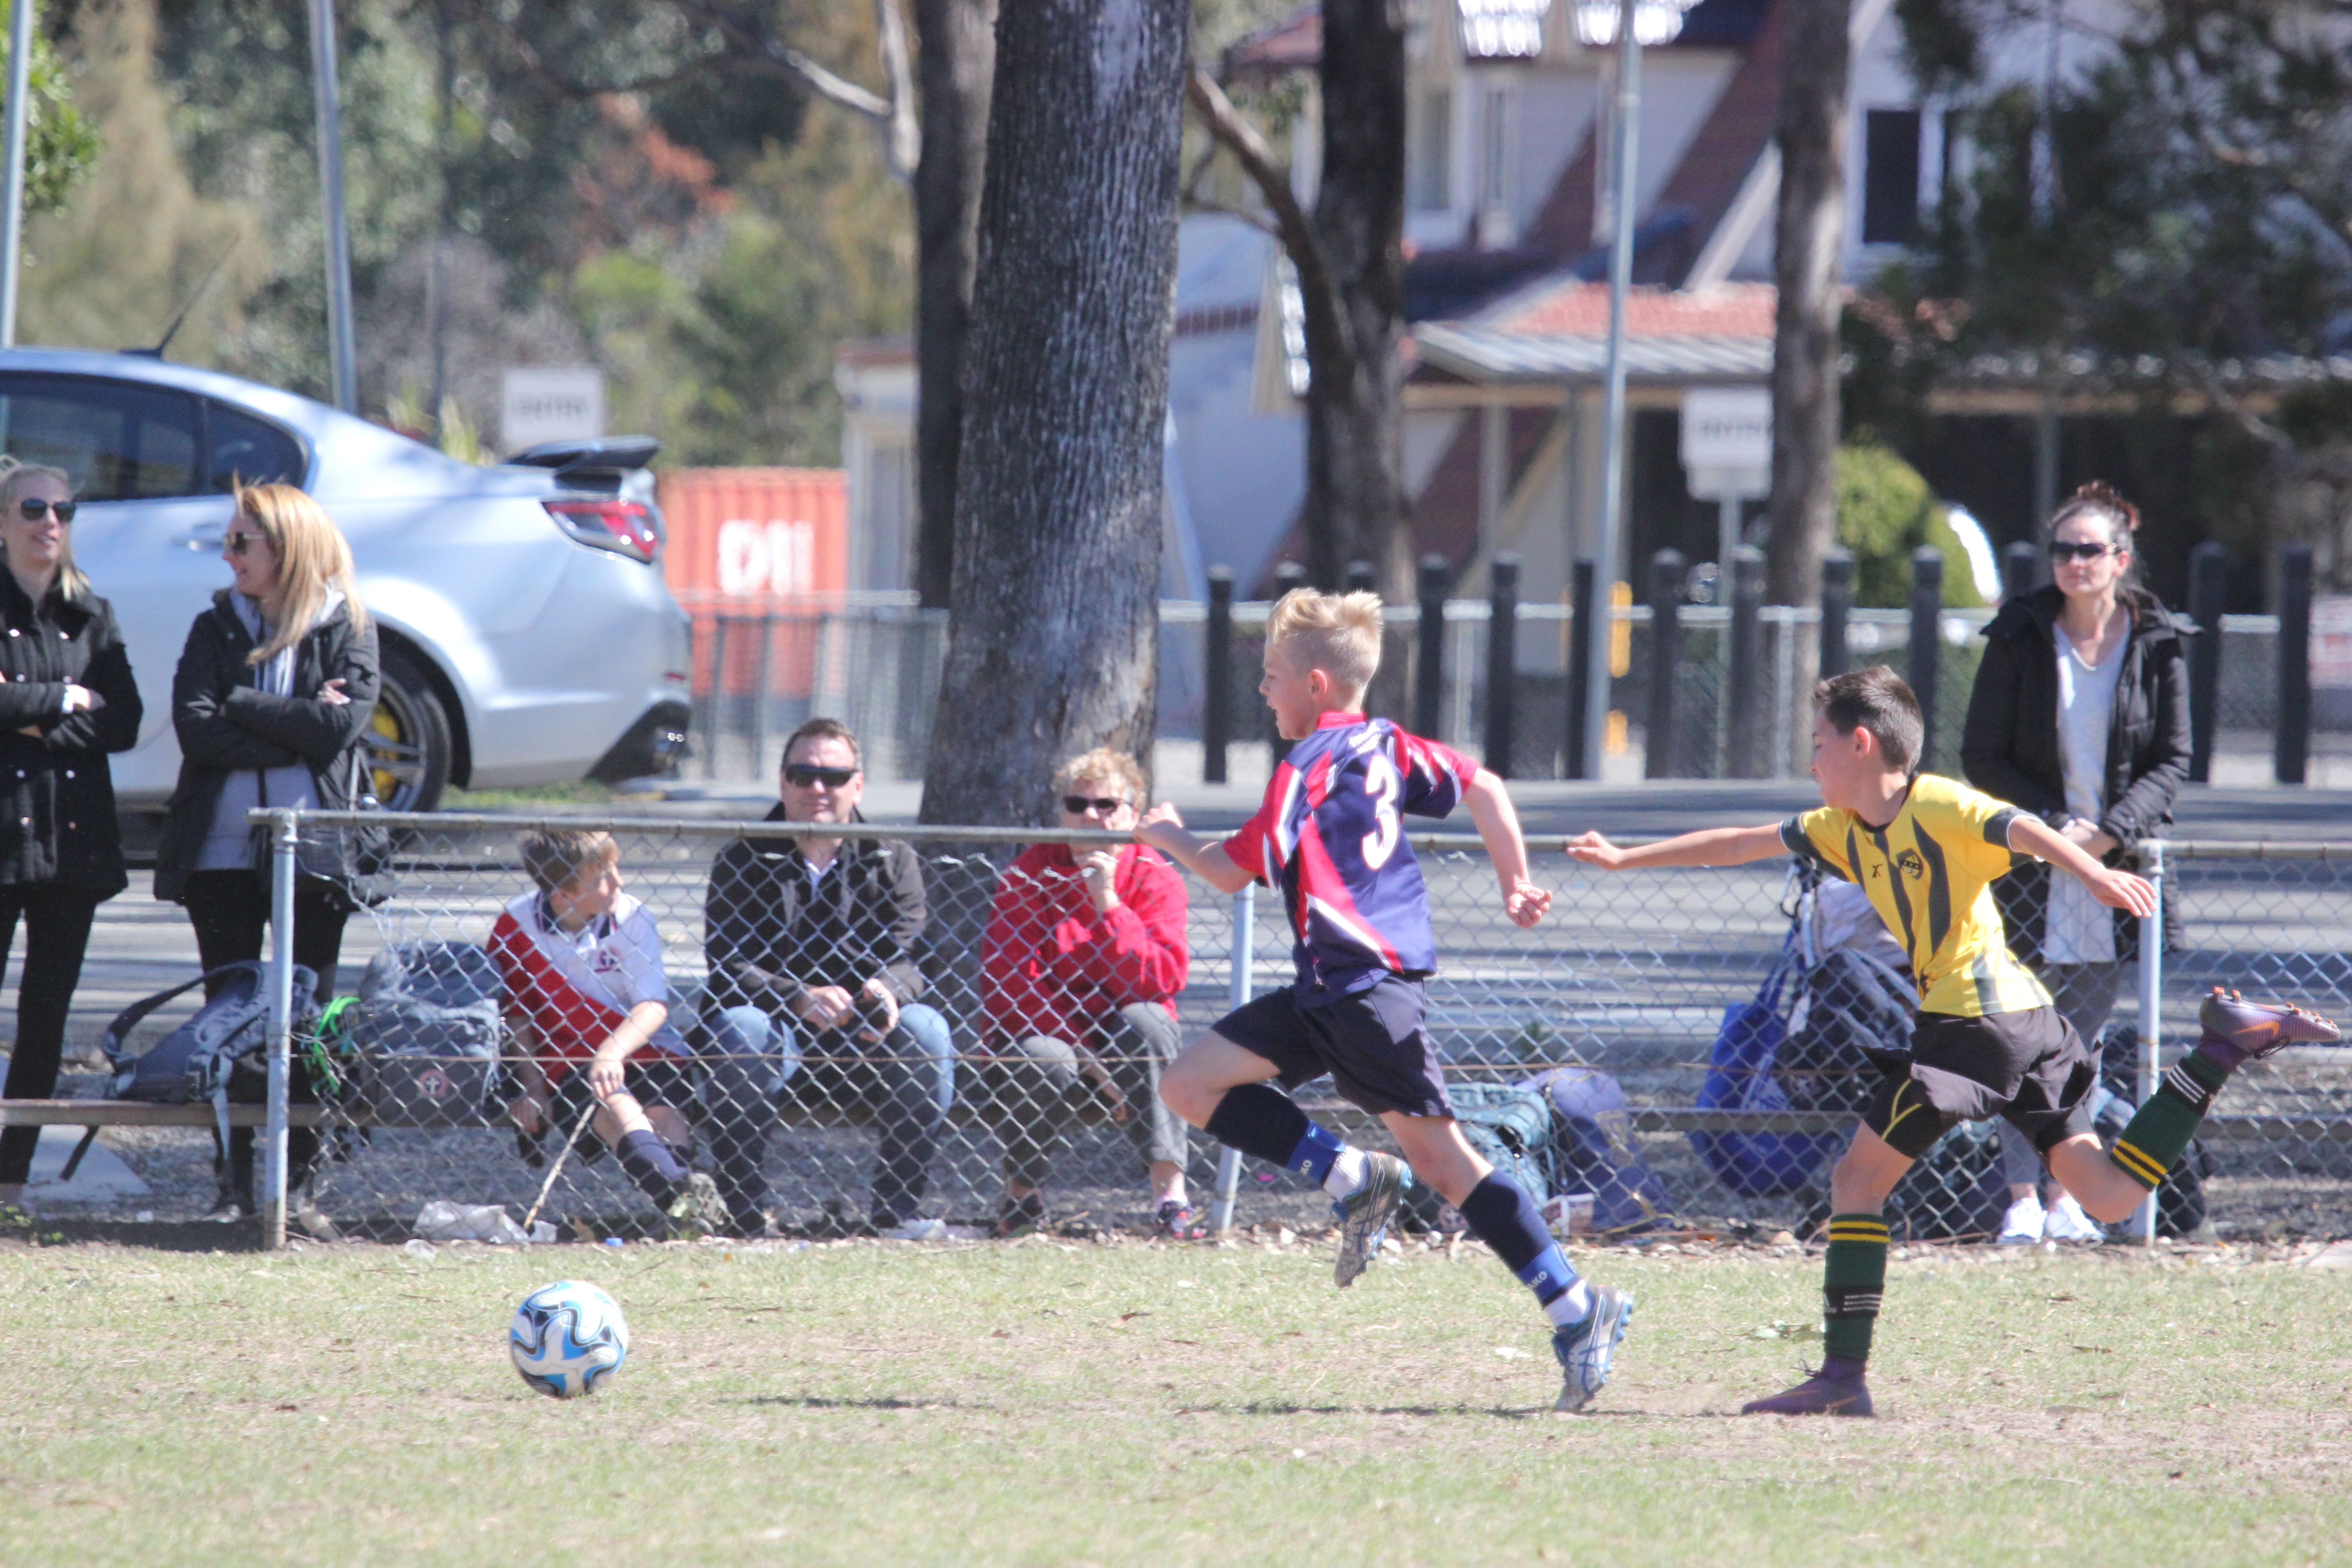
[1570,666,2337,1416]
[1138,588,1637,1413]
[493,828,728,1236]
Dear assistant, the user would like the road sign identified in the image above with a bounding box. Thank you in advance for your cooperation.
[500,367,605,452]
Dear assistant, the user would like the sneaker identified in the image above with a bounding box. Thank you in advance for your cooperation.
[2042,1191,2103,1243]
[1552,1285,1635,1412]
[2199,987,2342,1065]
[665,1173,728,1240]
[1155,1200,1205,1240]
[1740,1362,1873,1417]
[1997,1192,2045,1245]
[1332,1152,1411,1288]
[881,1216,950,1242]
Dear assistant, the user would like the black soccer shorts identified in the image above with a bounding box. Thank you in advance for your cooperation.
[1862,1005,2098,1161]
[1210,977,1454,1120]
[541,1055,697,1161]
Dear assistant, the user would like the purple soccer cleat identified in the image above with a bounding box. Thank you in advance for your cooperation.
[2197,988,2342,1068]
[1740,1362,1873,1418]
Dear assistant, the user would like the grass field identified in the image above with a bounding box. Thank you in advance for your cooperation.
[2,1228,2346,1567]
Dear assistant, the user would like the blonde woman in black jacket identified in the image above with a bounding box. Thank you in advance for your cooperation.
[1961,481,2192,1244]
[155,483,380,1220]
[0,464,141,1205]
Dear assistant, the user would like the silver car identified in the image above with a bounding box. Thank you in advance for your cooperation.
[0,348,692,812]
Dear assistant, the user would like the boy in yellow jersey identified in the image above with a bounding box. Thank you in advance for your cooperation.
[1570,667,2337,1416]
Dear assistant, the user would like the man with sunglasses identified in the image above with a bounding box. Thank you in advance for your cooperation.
[701,718,954,1239]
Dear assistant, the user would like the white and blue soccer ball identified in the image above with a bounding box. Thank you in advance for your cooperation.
[509,1280,629,1399]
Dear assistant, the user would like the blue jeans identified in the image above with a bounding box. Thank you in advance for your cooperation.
[702,1002,955,1224]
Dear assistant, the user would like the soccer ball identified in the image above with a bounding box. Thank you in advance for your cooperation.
[509,1280,629,1398]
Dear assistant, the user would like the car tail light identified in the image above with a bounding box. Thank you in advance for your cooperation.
[543,498,660,563]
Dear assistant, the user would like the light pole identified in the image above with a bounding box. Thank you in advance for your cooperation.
[1571,0,1698,776]
[0,0,36,348]
[308,0,358,412]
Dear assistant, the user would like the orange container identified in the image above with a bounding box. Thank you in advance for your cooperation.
[657,468,848,699]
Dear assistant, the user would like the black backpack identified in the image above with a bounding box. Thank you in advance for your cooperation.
[340,941,505,1127]
[101,961,323,1147]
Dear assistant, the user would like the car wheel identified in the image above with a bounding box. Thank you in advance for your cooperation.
[368,647,453,813]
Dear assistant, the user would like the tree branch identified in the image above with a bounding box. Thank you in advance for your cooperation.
[874,0,920,180]
[1183,64,1338,323]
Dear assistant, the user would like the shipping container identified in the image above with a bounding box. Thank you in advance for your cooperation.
[657,468,848,706]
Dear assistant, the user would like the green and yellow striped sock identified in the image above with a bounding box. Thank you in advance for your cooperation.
[1822,1213,1889,1366]
[2109,1051,2228,1191]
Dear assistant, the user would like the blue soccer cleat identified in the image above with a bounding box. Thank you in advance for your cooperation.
[1552,1284,1635,1412]
[1332,1152,1410,1288]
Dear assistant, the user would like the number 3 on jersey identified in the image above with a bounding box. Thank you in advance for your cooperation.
[1361,753,1401,868]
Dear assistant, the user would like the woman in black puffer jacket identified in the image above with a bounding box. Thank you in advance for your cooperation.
[1960,481,2192,1245]
[155,483,382,1220]
[0,464,141,1205]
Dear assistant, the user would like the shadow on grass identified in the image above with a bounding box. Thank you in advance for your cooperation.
[736,1395,1000,1412]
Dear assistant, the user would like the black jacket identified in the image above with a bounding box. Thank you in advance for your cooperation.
[1960,583,2193,962]
[0,572,141,893]
[703,803,929,1019]
[154,589,382,903]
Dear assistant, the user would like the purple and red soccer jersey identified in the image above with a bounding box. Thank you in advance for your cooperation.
[1221,712,1478,1006]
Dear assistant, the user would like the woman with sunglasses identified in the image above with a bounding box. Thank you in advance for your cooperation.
[153,483,382,1223]
[0,463,141,1206]
[1961,481,2193,1245]
[975,747,1193,1237]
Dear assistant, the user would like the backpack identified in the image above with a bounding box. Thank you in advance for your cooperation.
[2087,1023,2211,1237]
[101,961,322,1149]
[1882,1120,2011,1240]
[1691,949,1845,1196]
[341,941,505,1127]
[1401,1080,1554,1233]
[1522,1065,1676,1234]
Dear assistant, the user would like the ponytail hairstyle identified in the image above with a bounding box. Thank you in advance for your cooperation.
[232,483,370,667]
[2047,480,2141,589]
[0,462,92,602]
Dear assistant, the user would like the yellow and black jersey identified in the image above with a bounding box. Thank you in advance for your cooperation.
[1780,773,2051,1019]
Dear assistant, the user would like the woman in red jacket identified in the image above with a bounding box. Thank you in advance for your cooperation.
[980,748,1192,1237]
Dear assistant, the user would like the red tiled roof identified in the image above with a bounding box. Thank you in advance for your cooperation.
[1225,7,1321,77]
[1494,280,1775,338]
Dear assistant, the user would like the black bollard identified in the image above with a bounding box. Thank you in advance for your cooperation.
[1908,547,1945,773]
[1415,554,1451,740]
[1726,546,1765,777]
[1204,567,1233,784]
[2001,539,2038,604]
[1567,560,1597,780]
[1646,549,1687,779]
[1485,554,1521,778]
[1271,560,1307,764]
[2278,543,2313,786]
[2187,541,2225,784]
[1820,548,1853,681]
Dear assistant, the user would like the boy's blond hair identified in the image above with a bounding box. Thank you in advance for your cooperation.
[1054,746,1146,804]
[1265,587,1382,699]
[519,828,620,895]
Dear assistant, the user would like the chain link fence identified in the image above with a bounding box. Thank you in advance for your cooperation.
[54,811,2338,1251]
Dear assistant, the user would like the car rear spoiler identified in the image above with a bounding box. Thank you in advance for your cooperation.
[505,436,661,475]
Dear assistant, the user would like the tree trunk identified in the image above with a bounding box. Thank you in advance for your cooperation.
[910,0,995,610]
[1764,0,1849,612]
[917,0,1188,827]
[1301,0,1411,608]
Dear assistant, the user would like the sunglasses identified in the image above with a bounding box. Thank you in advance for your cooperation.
[2048,540,2117,563]
[1063,795,1127,815]
[783,763,858,789]
[223,529,266,556]
[17,498,74,523]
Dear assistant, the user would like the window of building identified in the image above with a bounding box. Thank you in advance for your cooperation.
[1410,87,1453,213]
[1480,83,1512,214]
[1863,108,1923,245]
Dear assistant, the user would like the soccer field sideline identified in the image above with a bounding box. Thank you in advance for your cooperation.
[3,1229,2346,1567]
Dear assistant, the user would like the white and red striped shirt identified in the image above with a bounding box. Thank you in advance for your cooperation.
[489,889,688,1080]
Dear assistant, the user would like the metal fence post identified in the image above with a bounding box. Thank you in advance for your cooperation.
[1211,882,1255,1236]
[748,613,777,778]
[2187,541,2225,784]
[1644,549,1685,779]
[2278,543,2313,786]
[1415,554,1450,740]
[2134,840,2165,1245]
[263,809,299,1251]
[1204,567,1232,784]
[1908,547,1944,772]
[1726,545,1764,777]
[1484,554,1520,777]
[704,615,732,780]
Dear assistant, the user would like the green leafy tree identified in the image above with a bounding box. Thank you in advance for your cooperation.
[7,0,98,215]
[1838,441,1983,609]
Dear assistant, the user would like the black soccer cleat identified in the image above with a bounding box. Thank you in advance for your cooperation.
[2197,987,2342,1065]
[1740,1363,1873,1418]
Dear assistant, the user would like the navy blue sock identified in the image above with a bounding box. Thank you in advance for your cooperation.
[1458,1173,1588,1323]
[616,1128,687,1207]
[1203,1082,1318,1170]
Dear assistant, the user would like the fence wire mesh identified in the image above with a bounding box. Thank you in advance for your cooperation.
[68,813,2352,1249]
